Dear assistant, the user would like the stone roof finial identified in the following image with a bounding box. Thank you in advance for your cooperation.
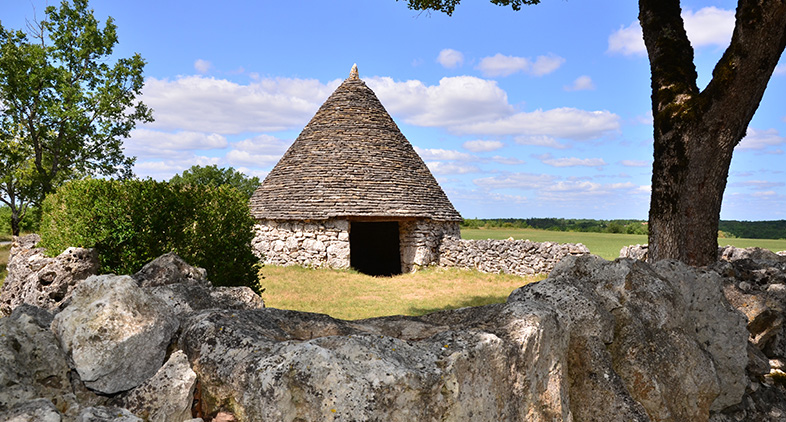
[349,63,359,80]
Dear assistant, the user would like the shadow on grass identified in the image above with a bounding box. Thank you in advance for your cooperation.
[408,294,510,316]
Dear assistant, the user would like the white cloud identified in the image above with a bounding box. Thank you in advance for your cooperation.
[738,128,786,150]
[463,140,504,152]
[476,53,565,77]
[730,180,785,189]
[608,7,735,56]
[620,159,649,167]
[537,153,607,168]
[607,22,646,56]
[490,155,525,165]
[564,75,595,91]
[425,161,480,174]
[776,64,786,75]
[414,146,475,161]
[514,135,568,149]
[437,49,464,69]
[232,134,292,155]
[132,156,221,180]
[636,185,652,194]
[459,108,620,140]
[141,76,339,134]
[752,190,777,197]
[538,180,640,200]
[531,54,566,76]
[224,150,283,169]
[683,7,735,48]
[126,129,228,159]
[473,172,557,190]
[369,76,617,140]
[194,59,212,74]
[367,76,514,127]
[223,134,293,169]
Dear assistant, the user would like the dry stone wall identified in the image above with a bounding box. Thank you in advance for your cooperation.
[253,218,588,276]
[438,237,590,276]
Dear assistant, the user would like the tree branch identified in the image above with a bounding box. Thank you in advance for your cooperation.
[638,0,698,113]
[701,0,786,149]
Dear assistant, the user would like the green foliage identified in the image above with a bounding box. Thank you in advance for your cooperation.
[0,0,152,235]
[461,218,649,235]
[718,220,786,240]
[169,165,261,198]
[399,0,539,16]
[39,179,261,291]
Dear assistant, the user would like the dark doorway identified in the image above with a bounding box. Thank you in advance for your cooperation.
[350,221,401,276]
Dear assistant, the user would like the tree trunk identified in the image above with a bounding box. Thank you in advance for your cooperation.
[10,208,21,237]
[641,0,786,266]
[648,120,736,266]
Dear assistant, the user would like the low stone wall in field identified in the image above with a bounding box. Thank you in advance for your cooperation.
[438,237,590,276]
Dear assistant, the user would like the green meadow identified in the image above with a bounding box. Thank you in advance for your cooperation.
[461,227,786,260]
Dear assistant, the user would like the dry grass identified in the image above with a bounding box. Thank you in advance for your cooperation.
[259,265,543,320]
[0,243,10,289]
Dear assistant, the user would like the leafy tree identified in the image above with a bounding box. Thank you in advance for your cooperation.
[169,165,261,198]
[0,0,152,236]
[400,0,786,266]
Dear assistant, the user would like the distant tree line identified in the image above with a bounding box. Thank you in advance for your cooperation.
[717,220,786,240]
[462,218,786,240]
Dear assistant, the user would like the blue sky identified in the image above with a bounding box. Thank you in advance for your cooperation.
[5,0,786,220]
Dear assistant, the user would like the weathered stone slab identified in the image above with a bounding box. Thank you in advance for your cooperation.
[51,275,179,394]
[0,234,98,316]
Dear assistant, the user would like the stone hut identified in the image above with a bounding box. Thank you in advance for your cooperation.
[249,65,462,276]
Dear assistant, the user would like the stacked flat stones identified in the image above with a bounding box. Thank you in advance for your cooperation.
[249,66,461,223]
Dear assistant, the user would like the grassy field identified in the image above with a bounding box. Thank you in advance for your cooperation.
[0,243,10,289]
[461,228,786,260]
[260,265,542,320]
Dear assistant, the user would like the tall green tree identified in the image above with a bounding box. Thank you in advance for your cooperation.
[0,0,152,236]
[169,165,261,198]
[399,0,786,266]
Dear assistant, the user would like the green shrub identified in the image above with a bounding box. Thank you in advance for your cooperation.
[39,179,262,292]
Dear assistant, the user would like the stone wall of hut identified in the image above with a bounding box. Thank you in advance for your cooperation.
[252,218,461,272]
[252,219,351,269]
[399,219,461,272]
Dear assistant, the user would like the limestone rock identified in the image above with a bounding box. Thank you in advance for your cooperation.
[619,243,648,260]
[1,398,62,422]
[110,350,196,422]
[651,259,749,411]
[719,246,786,267]
[178,255,751,422]
[516,255,748,419]
[136,251,264,318]
[51,275,179,394]
[180,305,572,421]
[76,406,142,422]
[147,284,263,319]
[0,235,98,316]
[0,305,75,415]
[132,252,209,288]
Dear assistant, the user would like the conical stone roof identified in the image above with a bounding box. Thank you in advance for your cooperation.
[249,66,462,222]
